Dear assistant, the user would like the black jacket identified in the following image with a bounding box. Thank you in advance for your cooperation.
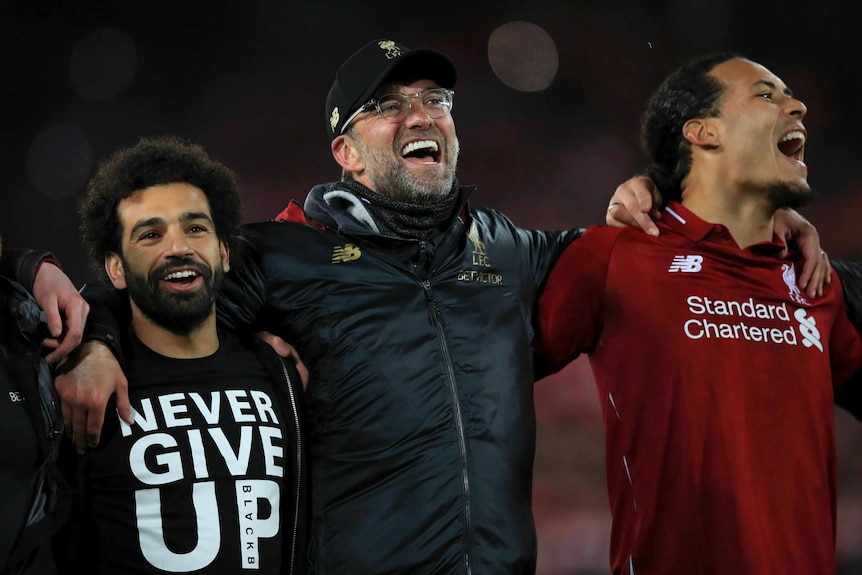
[831,259,862,420]
[217,183,579,574]
[0,275,68,575]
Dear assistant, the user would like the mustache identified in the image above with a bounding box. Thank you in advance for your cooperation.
[397,127,443,148]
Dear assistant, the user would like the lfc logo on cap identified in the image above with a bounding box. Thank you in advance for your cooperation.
[378,40,402,60]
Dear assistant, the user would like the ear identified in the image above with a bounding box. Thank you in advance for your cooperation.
[682,118,720,149]
[331,134,365,174]
[220,239,230,274]
[104,252,127,290]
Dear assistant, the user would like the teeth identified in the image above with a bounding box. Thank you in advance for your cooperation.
[780,131,805,143]
[402,140,438,156]
[164,270,197,280]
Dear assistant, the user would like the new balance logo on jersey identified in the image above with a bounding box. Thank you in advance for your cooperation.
[668,255,703,273]
[332,243,361,263]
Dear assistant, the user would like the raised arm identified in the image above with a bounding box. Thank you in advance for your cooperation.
[605,175,830,298]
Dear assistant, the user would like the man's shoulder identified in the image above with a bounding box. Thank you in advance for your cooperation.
[578,224,641,246]
[239,217,334,243]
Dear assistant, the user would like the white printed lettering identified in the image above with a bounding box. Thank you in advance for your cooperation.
[235,480,280,568]
[136,482,220,570]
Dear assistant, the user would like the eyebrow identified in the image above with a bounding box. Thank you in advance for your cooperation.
[129,211,213,237]
[753,79,793,98]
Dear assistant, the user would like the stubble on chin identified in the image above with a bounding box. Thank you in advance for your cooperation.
[766,179,813,211]
[359,135,460,203]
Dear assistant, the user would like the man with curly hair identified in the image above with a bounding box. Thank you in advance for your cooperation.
[54,136,307,575]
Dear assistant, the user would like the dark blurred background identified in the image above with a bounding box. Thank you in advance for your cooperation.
[2,1,860,572]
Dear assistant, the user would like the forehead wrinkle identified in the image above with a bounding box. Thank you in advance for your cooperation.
[180,211,213,225]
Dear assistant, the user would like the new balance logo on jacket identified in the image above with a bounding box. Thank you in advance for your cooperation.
[332,244,362,263]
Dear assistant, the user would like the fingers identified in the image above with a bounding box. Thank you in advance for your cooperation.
[55,371,90,453]
[42,295,63,339]
[795,234,825,298]
[114,376,133,426]
[797,248,831,299]
[256,331,309,391]
[294,357,310,392]
[796,252,814,294]
[60,296,89,348]
[33,264,90,363]
[257,331,287,354]
[52,341,123,451]
[45,329,83,365]
[71,407,90,454]
[606,176,660,236]
[772,207,826,297]
[607,203,659,236]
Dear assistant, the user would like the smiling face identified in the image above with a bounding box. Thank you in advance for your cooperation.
[106,182,229,335]
[334,79,460,202]
[706,58,810,208]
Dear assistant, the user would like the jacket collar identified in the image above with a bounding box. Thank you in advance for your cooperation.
[296,181,477,238]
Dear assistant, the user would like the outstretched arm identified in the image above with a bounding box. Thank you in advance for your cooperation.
[605,175,829,298]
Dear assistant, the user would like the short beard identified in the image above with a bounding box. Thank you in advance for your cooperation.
[123,256,224,336]
[765,180,813,212]
[354,132,459,203]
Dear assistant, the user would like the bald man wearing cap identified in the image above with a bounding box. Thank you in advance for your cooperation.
[56,38,831,575]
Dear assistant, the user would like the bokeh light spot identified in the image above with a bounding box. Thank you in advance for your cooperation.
[488,22,559,92]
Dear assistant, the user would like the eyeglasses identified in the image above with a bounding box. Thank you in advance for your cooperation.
[340,88,455,134]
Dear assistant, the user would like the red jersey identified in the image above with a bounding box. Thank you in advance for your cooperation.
[536,202,862,575]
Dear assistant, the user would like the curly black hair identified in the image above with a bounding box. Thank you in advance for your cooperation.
[78,135,242,279]
[639,52,741,204]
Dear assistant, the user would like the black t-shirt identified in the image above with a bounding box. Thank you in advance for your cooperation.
[81,329,289,574]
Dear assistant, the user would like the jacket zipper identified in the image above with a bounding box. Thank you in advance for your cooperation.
[421,279,472,575]
[278,357,303,575]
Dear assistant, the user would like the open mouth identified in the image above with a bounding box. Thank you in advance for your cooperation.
[777,130,805,160]
[162,269,200,285]
[402,139,441,163]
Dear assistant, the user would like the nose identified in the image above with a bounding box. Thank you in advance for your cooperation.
[788,96,807,119]
[164,227,193,255]
[403,96,434,128]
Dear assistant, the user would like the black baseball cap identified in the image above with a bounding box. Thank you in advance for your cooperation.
[325,39,457,141]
